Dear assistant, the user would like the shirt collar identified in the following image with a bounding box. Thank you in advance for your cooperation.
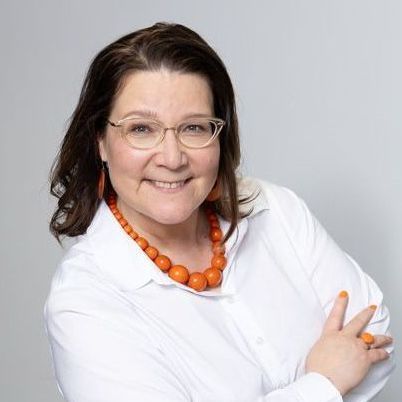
[84,177,269,295]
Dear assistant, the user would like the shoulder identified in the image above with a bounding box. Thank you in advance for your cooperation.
[237,175,310,222]
[46,236,100,294]
[44,237,128,326]
[237,176,320,256]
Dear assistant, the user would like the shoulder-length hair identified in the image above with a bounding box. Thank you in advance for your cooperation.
[49,22,257,245]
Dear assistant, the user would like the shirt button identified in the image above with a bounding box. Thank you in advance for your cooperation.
[255,336,265,345]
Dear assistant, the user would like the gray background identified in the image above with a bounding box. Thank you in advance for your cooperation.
[0,1,400,401]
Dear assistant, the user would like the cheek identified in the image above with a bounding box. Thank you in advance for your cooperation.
[191,153,218,177]
[203,145,220,174]
[107,144,147,181]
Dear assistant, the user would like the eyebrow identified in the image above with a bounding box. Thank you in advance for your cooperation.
[119,109,212,120]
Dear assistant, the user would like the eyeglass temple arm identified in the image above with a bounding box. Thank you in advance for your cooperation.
[107,120,120,127]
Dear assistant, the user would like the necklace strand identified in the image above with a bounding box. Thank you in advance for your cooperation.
[106,194,227,292]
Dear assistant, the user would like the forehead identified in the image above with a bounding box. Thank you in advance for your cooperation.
[112,69,214,119]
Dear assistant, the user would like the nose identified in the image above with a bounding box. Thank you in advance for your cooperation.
[155,128,188,170]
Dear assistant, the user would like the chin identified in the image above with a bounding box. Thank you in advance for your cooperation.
[147,205,197,225]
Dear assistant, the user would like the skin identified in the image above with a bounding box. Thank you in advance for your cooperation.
[98,69,220,269]
[306,293,393,395]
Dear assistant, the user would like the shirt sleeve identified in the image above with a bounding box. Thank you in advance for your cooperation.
[43,262,191,402]
[266,184,396,402]
[258,372,343,402]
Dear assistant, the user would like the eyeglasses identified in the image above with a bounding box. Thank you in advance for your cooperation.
[107,116,225,149]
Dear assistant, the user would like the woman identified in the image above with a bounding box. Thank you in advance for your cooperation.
[45,22,395,401]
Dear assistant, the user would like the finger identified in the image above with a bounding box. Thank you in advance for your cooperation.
[365,335,393,349]
[342,305,377,336]
[322,290,349,334]
[367,348,390,364]
[357,336,371,350]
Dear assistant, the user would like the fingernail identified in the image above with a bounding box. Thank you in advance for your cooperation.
[339,290,348,298]
[369,304,377,311]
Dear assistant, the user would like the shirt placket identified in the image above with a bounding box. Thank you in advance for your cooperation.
[220,292,287,389]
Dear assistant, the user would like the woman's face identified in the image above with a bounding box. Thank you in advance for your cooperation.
[98,69,220,226]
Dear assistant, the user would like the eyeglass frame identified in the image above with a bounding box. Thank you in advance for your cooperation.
[106,115,226,150]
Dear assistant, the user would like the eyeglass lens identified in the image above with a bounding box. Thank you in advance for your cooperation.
[121,118,218,148]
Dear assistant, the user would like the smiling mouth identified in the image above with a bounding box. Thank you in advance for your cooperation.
[145,178,192,190]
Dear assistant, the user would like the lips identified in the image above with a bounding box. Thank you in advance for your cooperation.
[146,177,191,183]
[151,180,186,189]
[145,177,192,190]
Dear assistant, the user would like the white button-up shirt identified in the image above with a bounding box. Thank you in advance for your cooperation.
[44,177,395,402]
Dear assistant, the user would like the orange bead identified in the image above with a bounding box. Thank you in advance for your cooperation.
[204,267,222,287]
[168,265,190,284]
[118,217,128,226]
[123,224,133,234]
[211,254,227,270]
[188,272,208,291]
[145,246,159,260]
[135,237,149,250]
[210,228,222,242]
[129,231,138,240]
[212,242,225,255]
[106,200,228,292]
[155,255,171,272]
[360,332,375,345]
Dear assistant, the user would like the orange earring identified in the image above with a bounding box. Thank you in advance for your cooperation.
[206,180,221,202]
[97,162,106,200]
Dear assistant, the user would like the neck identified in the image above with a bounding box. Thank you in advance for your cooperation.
[116,199,209,251]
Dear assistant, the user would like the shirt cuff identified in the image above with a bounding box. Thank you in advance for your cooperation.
[287,372,343,402]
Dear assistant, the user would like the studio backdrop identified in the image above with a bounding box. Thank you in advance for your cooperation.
[0,1,400,401]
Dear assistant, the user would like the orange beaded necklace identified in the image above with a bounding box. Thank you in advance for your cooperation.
[106,194,227,292]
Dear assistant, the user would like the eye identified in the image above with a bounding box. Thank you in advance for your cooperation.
[129,124,151,133]
[126,121,158,136]
[182,122,209,134]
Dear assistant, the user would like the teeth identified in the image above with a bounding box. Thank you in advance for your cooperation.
[151,180,186,189]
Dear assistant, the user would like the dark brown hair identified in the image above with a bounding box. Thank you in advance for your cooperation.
[49,22,258,245]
